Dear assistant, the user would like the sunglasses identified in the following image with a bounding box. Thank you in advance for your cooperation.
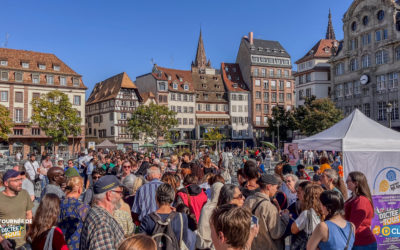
[233,193,244,199]
[123,165,131,168]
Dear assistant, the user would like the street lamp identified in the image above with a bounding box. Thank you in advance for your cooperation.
[276,120,280,150]
[387,103,393,128]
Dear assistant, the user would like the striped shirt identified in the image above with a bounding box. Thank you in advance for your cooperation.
[132,179,163,221]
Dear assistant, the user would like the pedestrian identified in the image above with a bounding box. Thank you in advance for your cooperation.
[240,160,260,198]
[345,172,377,249]
[321,169,348,200]
[281,174,298,207]
[217,184,245,207]
[24,153,40,183]
[319,156,331,173]
[40,167,66,200]
[58,176,90,250]
[12,165,35,201]
[102,156,116,174]
[243,174,290,250]
[80,175,125,249]
[132,165,163,221]
[295,164,310,180]
[118,235,157,250]
[113,198,135,237]
[120,160,134,182]
[56,158,65,169]
[82,168,104,205]
[307,190,355,250]
[139,183,192,249]
[256,157,265,174]
[27,193,68,250]
[287,180,311,220]
[0,169,33,249]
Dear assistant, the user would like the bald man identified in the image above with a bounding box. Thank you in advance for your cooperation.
[40,167,65,200]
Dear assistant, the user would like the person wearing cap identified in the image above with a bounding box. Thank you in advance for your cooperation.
[56,158,65,169]
[13,165,35,202]
[80,175,125,249]
[244,174,290,250]
[0,169,34,249]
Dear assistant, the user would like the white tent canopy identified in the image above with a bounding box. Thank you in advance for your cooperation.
[293,109,400,152]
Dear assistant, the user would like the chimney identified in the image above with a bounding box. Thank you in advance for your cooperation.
[249,32,254,45]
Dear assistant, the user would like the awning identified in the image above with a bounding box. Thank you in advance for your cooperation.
[196,114,230,119]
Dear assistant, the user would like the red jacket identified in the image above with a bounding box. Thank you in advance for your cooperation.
[177,185,208,222]
[345,195,376,246]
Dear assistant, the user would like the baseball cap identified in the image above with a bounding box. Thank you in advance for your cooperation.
[258,174,280,185]
[3,169,24,182]
[93,175,123,194]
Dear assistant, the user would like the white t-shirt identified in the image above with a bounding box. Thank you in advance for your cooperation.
[295,208,321,234]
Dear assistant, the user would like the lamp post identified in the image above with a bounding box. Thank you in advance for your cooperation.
[276,120,280,150]
[387,103,393,128]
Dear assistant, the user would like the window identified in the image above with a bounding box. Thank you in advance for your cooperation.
[184,84,189,91]
[263,81,269,89]
[363,16,369,25]
[350,39,358,50]
[32,74,39,84]
[269,69,274,77]
[206,104,211,111]
[73,95,81,105]
[15,72,23,82]
[264,92,269,102]
[256,104,261,112]
[183,94,188,101]
[0,60,7,66]
[299,89,304,99]
[306,88,312,98]
[189,107,194,113]
[15,92,23,103]
[261,68,266,77]
[60,76,66,86]
[32,128,40,135]
[271,81,276,90]
[351,21,357,31]
[39,64,46,70]
[271,92,277,102]
[388,73,398,89]
[14,129,23,135]
[21,62,29,68]
[32,92,40,99]
[391,101,399,120]
[263,104,269,114]
[1,71,8,81]
[177,93,181,101]
[362,33,371,45]
[189,118,194,125]
[279,81,284,90]
[376,50,389,64]
[376,30,381,42]
[73,78,79,86]
[335,63,344,75]
[109,112,114,121]
[111,126,115,135]
[279,93,284,102]
[396,46,400,61]
[277,69,282,77]
[232,105,237,112]
[1,91,8,102]
[383,29,388,40]
[224,105,229,111]
[350,58,358,71]
[94,129,97,136]
[173,83,178,89]
[53,65,60,71]
[203,94,208,100]
[255,79,261,86]
[378,101,387,121]
[256,116,261,125]
[354,81,361,95]
[159,82,167,91]
[15,108,23,123]
[121,113,127,120]
[344,82,353,96]
[284,70,289,77]
[197,104,201,111]
[286,93,292,101]
[177,106,182,113]
[253,68,258,76]
[256,91,261,99]
[47,75,54,84]
[238,105,243,112]
[189,95,193,102]
[377,75,386,90]
[216,94,222,100]
[231,94,236,100]
[215,104,219,111]
[361,55,371,68]
[286,82,291,88]
[377,10,385,21]
[363,103,371,117]
[183,118,187,125]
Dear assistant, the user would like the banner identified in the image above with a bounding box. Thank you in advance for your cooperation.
[371,195,400,248]
[284,143,299,166]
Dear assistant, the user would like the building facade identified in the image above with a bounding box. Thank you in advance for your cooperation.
[192,32,230,139]
[221,63,252,144]
[236,32,295,140]
[331,0,400,129]
[86,72,142,149]
[135,65,196,140]
[295,11,337,106]
[0,48,86,159]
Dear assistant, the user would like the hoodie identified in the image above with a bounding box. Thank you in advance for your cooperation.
[176,184,208,222]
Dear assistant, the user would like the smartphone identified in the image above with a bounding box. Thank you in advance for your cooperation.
[251,215,258,227]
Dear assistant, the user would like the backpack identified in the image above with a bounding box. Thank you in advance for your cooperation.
[150,212,180,250]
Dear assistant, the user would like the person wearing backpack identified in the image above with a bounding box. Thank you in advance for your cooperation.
[139,183,193,250]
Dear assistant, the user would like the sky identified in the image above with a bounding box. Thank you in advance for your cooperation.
[2,0,352,97]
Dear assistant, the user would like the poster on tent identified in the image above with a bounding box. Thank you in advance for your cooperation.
[284,143,299,166]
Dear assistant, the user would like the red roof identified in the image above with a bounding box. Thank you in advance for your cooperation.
[221,63,249,92]
[152,65,194,92]
[295,39,336,64]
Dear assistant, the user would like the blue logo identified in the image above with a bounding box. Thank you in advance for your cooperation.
[386,170,397,182]
[381,226,400,237]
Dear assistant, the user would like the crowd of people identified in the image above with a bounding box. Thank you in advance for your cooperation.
[0,147,377,250]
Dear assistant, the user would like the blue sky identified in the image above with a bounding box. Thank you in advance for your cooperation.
[3,0,351,97]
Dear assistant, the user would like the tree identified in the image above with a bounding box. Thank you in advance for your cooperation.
[203,128,225,147]
[0,104,13,141]
[266,106,298,143]
[31,90,81,152]
[127,103,178,145]
[295,97,343,136]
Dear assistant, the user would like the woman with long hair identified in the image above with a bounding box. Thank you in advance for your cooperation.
[27,194,68,250]
[307,190,355,250]
[217,184,245,207]
[203,156,218,175]
[59,176,90,250]
[345,171,377,249]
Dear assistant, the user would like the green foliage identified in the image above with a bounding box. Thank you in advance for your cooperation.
[128,103,178,145]
[31,90,81,143]
[295,97,343,136]
[0,104,13,141]
[266,106,297,142]
[203,128,225,147]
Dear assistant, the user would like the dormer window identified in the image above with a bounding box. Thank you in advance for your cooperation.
[258,47,263,51]
[225,66,229,72]
[213,76,218,80]
[183,84,189,91]
[200,76,205,80]
[202,84,207,88]
[53,65,60,71]
[39,64,46,70]
[168,75,171,80]
[173,83,178,90]
[21,62,29,69]
[73,78,80,86]
[233,68,236,73]
[233,83,238,88]
[0,60,7,66]
[179,77,183,82]
[228,75,232,80]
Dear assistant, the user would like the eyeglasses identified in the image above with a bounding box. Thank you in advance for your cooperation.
[93,176,101,180]
[111,190,123,196]
[123,165,131,168]
[233,193,244,200]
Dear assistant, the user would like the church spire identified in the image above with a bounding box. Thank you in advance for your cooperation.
[326,9,336,40]
[193,29,210,69]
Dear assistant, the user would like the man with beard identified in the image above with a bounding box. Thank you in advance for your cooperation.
[80,175,125,249]
[0,170,33,249]
[40,167,65,200]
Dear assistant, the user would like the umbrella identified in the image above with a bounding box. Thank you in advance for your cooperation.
[199,145,208,148]
[159,143,175,148]
[173,141,189,146]
[140,143,156,148]
[261,141,276,149]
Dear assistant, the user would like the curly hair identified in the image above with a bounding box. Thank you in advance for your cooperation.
[302,184,324,220]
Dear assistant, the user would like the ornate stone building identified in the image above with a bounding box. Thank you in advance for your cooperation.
[331,0,400,129]
[86,72,142,149]
[0,48,86,159]
[295,11,337,106]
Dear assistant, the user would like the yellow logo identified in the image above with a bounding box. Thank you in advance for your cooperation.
[382,226,391,236]
[373,225,380,235]
[379,180,390,192]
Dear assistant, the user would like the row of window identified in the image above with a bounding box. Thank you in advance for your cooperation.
[196,93,225,101]
[170,93,194,102]
[350,10,386,32]
[254,79,292,89]
[13,128,41,136]
[90,112,125,124]
[298,88,312,100]
[177,118,194,125]
[232,130,250,137]
[232,117,249,124]
[0,90,81,105]
[170,106,194,113]
[251,56,291,66]
[158,82,190,91]
[0,71,80,86]
[197,103,229,112]
[230,93,248,101]
[231,105,248,113]
[252,68,290,78]
[0,60,61,71]
[87,126,115,137]
[349,29,388,51]
[255,92,292,102]
[343,101,399,121]
[13,107,81,123]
